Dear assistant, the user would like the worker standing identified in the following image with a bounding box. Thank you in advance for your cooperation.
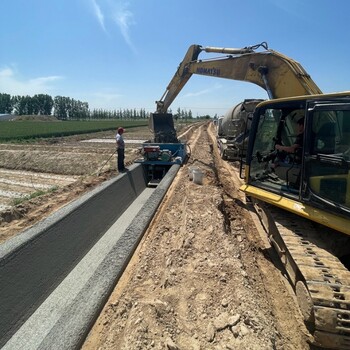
[115,127,126,172]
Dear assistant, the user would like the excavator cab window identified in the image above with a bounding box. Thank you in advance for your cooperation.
[248,104,305,194]
[247,98,350,217]
[304,102,350,213]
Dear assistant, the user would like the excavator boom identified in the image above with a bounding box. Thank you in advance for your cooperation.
[156,42,321,114]
[150,42,321,141]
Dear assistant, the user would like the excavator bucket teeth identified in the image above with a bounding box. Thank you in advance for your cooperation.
[149,113,178,143]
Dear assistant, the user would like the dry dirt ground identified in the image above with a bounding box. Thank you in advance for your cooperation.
[0,126,152,243]
[0,123,315,349]
[82,123,313,350]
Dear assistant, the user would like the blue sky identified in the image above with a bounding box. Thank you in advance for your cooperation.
[0,0,349,117]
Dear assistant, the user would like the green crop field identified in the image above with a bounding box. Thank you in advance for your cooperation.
[0,120,148,141]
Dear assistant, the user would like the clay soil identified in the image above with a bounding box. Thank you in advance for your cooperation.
[1,123,315,349]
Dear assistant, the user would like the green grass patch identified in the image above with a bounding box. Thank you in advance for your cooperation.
[12,186,59,205]
[0,120,148,141]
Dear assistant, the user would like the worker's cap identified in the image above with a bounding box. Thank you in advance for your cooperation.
[118,127,125,132]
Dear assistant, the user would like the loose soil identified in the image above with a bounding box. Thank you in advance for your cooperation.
[82,123,312,349]
[0,122,315,349]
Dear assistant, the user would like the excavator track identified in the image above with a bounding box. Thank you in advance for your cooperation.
[255,201,350,349]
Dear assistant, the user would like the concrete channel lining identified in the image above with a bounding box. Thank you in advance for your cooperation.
[0,162,181,349]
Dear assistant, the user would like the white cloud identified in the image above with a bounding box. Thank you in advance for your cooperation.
[88,0,137,53]
[91,0,106,32]
[183,83,222,98]
[0,67,13,77]
[88,91,124,109]
[0,66,63,96]
[0,66,126,110]
[113,7,137,53]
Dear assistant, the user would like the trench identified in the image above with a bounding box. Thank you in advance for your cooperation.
[0,162,180,349]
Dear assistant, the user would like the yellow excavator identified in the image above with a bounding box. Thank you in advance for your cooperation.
[150,41,321,142]
[152,42,350,349]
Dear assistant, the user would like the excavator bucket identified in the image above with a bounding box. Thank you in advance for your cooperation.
[149,113,178,143]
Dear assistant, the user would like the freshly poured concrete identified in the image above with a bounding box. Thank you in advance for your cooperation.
[0,163,180,349]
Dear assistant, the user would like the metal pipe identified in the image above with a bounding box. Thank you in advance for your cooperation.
[258,66,274,99]
[202,46,253,55]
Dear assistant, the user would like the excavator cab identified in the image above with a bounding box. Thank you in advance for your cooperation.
[149,113,178,143]
[246,94,350,219]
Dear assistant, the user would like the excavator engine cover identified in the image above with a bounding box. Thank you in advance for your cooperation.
[149,113,178,143]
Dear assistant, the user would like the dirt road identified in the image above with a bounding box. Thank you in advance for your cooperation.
[0,123,313,349]
[82,123,311,349]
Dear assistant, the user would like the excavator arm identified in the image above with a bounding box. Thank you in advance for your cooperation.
[150,42,322,142]
[156,44,257,112]
[157,42,322,112]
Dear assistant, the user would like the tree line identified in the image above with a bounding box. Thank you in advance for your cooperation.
[0,92,199,120]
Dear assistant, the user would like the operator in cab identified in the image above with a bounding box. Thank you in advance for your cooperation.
[275,117,305,154]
